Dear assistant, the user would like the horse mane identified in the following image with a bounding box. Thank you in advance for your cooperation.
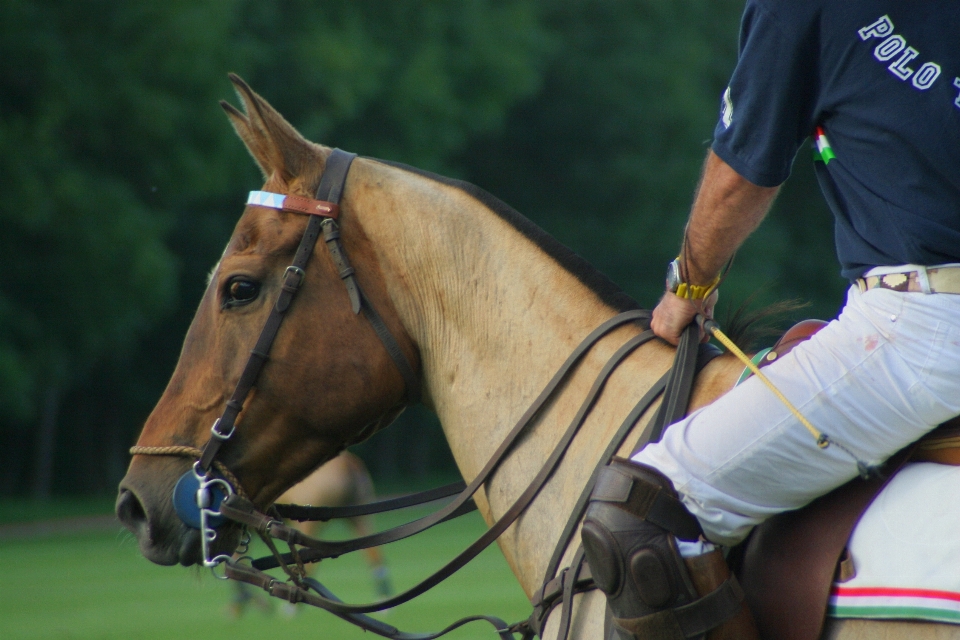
[360,158,808,354]
[375,160,641,314]
[720,295,810,352]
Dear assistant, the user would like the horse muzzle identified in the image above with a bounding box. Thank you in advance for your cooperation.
[117,460,240,567]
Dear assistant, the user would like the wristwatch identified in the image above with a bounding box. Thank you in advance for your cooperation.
[665,257,720,300]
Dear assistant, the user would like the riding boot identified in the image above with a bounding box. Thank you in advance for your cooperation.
[581,457,749,640]
[683,549,759,640]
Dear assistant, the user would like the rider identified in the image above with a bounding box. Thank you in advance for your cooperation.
[581,2,960,638]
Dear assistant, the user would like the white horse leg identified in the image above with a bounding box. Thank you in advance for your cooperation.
[823,618,960,639]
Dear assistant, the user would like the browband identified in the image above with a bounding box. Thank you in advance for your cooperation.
[247,190,340,219]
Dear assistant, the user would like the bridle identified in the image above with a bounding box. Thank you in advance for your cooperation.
[195,148,421,471]
[130,148,716,639]
[131,149,421,565]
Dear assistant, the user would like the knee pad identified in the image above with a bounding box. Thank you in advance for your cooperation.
[582,459,753,639]
[582,458,703,624]
[582,459,752,639]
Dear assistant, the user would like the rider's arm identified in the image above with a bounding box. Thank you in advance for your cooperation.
[651,150,780,345]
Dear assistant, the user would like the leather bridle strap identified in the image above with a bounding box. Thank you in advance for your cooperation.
[274,480,469,522]
[196,207,326,472]
[321,215,421,403]
[195,149,420,475]
[224,564,515,640]
[540,337,720,594]
[645,320,701,444]
[531,340,722,639]
[224,319,656,614]
[527,371,670,638]
[221,310,650,564]
[197,150,356,473]
[539,369,669,588]
[553,546,587,640]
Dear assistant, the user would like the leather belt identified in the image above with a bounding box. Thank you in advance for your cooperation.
[857,266,960,294]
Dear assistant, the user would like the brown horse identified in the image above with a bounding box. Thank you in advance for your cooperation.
[116,76,958,639]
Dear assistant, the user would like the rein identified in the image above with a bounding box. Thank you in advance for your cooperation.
[221,313,654,592]
[131,149,713,639]
[220,320,715,640]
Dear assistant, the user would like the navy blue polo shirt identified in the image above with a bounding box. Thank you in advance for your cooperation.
[711,0,960,280]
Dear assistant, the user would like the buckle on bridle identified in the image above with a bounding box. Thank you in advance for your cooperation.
[282,265,305,292]
[210,418,235,442]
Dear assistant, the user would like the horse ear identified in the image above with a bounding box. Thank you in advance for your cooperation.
[220,73,324,189]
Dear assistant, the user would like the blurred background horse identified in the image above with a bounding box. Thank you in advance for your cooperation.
[227,451,391,617]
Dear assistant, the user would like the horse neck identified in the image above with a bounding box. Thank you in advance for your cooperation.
[349,160,622,468]
[347,159,744,594]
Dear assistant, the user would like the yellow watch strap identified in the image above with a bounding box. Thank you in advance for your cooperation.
[675,275,720,300]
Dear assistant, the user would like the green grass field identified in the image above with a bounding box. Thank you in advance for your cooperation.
[0,501,530,640]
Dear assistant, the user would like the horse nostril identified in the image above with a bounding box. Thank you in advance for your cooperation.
[116,488,148,534]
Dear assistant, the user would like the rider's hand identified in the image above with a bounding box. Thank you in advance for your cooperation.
[650,289,718,346]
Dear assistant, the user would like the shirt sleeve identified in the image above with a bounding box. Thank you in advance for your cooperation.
[711,0,820,187]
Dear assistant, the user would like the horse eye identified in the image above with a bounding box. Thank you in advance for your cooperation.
[223,278,260,308]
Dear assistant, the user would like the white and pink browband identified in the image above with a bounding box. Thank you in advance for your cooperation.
[246,191,339,218]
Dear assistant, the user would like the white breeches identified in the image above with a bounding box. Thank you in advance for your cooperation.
[633,283,960,547]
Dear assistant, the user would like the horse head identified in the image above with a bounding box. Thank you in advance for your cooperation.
[116,75,417,566]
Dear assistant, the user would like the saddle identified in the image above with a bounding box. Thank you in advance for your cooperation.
[731,320,960,640]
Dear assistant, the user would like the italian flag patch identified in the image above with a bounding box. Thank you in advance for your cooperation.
[813,126,836,164]
[829,586,960,623]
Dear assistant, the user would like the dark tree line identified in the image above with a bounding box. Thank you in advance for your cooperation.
[0,1,845,497]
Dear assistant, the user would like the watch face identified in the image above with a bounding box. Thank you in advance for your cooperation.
[666,259,682,292]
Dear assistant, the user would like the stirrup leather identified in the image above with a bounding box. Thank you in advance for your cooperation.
[581,459,745,640]
[613,576,745,639]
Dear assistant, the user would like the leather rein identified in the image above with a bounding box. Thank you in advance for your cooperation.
[131,149,715,639]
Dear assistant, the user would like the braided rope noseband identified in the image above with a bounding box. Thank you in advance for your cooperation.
[128,445,250,500]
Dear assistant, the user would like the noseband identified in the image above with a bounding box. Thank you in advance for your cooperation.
[131,149,421,566]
